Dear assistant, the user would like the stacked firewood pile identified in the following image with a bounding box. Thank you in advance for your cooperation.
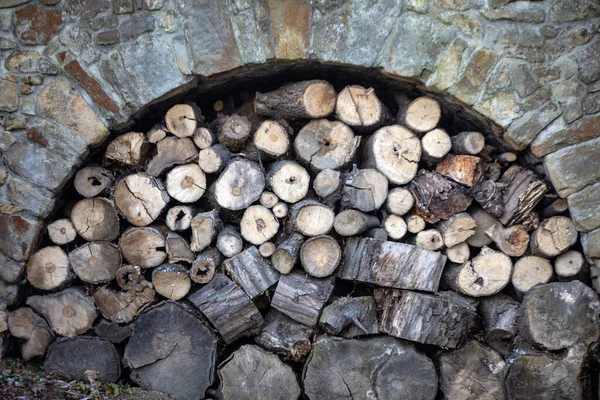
[2,80,598,400]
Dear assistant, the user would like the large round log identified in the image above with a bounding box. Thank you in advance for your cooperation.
[26,246,72,291]
[47,218,77,245]
[146,136,198,177]
[288,200,334,237]
[216,225,243,258]
[114,173,170,227]
[8,307,54,361]
[211,158,265,211]
[271,232,303,274]
[253,120,289,158]
[341,168,388,212]
[217,114,251,151]
[319,296,379,338]
[300,235,341,278]
[165,205,195,231]
[69,242,121,284]
[334,210,379,237]
[74,166,113,198]
[254,309,313,361]
[396,94,441,133]
[530,216,578,257]
[119,226,166,268]
[152,264,191,300]
[165,163,206,203]
[190,248,222,284]
[385,187,414,216]
[267,160,310,203]
[335,85,388,129]
[103,132,149,167]
[71,198,120,241]
[92,281,156,324]
[486,223,529,257]
[165,103,202,138]
[511,256,553,295]
[455,247,512,297]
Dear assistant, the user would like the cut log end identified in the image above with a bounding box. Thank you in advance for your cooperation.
[336,85,386,128]
[166,103,202,138]
[300,235,341,278]
[47,219,77,245]
[152,264,191,300]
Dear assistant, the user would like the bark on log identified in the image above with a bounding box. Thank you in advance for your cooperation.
[530,216,578,257]
[436,154,484,187]
[165,205,195,231]
[555,250,586,281]
[334,209,379,236]
[252,120,290,158]
[217,114,251,152]
[479,293,519,344]
[165,103,203,138]
[95,318,132,344]
[454,246,512,297]
[69,242,122,284]
[146,136,198,177]
[396,94,441,133]
[300,235,341,278]
[415,229,444,251]
[92,281,156,324]
[254,309,313,361]
[26,246,72,290]
[166,232,194,264]
[103,132,149,167]
[471,180,505,217]
[119,226,166,268]
[193,126,215,149]
[498,165,547,226]
[223,246,280,299]
[319,296,379,338]
[211,158,265,211]
[267,160,310,203]
[47,218,77,245]
[288,200,334,237]
[116,265,141,290]
[511,256,553,295]
[146,122,167,144]
[74,166,112,198]
[451,131,485,155]
[341,167,388,212]
[71,198,120,241]
[340,237,446,292]
[486,223,529,257]
[198,144,232,174]
[152,264,191,300]
[255,80,336,119]
[383,214,408,240]
[216,225,243,258]
[189,247,222,284]
[240,205,279,245]
[271,232,303,274]
[8,307,53,360]
[188,274,263,344]
[165,163,206,203]
[541,198,568,218]
[335,85,388,130]
[385,187,414,216]
[421,128,451,162]
[437,212,476,248]
[190,210,221,252]
[114,173,170,227]
[468,206,498,247]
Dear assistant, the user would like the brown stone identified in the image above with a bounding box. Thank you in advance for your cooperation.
[63,60,120,114]
[268,0,312,60]
[568,181,600,232]
[113,0,134,14]
[15,5,63,45]
[5,50,58,75]
[452,50,500,105]
[20,84,32,95]
[532,114,600,157]
[0,212,43,262]
[0,76,18,113]
[2,116,26,131]
[37,80,109,147]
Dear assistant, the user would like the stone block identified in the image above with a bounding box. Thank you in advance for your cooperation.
[473,89,520,128]
[562,100,583,124]
[531,65,561,84]
[509,63,539,98]
[63,59,120,114]
[64,0,110,19]
[0,36,15,49]
[5,174,55,218]
[268,0,311,60]
[20,97,35,115]
[568,181,600,232]
[113,0,134,14]
[583,92,600,115]
[532,114,600,157]
[499,26,544,63]
[0,251,25,283]
[0,0,29,9]
[451,49,500,105]
[0,10,12,31]
[143,0,163,10]
[0,127,16,151]
[551,80,586,104]
[480,3,546,23]
[59,24,100,66]
[97,30,119,45]
[229,0,274,64]
[582,228,600,260]
[0,211,43,262]
[14,5,63,45]
[0,75,18,113]
[426,38,467,91]
[89,15,118,31]
[119,15,154,42]
[434,0,469,10]
[574,38,600,84]
[505,101,561,150]
[549,0,600,22]
[5,51,58,75]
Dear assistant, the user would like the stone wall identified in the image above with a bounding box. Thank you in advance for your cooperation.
[0,0,599,280]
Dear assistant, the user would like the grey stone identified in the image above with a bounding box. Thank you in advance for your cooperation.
[97,30,119,45]
[0,76,18,113]
[583,92,600,115]
[228,0,275,64]
[568,180,600,232]
[549,0,600,22]
[426,38,467,91]
[531,64,561,84]
[521,88,551,112]
[562,100,583,124]
[545,136,600,197]
[551,80,586,103]
[2,116,26,131]
[119,15,155,42]
[582,228,600,260]
[0,10,11,31]
[540,25,560,39]
[59,24,101,66]
[0,127,16,151]
[0,167,6,185]
[0,251,25,283]
[89,15,118,31]
[5,175,55,218]
[406,0,430,13]
[545,27,593,55]
[0,0,29,7]
[113,0,134,14]
[5,50,58,74]
[434,0,469,10]
[505,101,562,150]
[64,0,110,18]
[574,38,600,84]
[509,63,540,98]
[451,49,500,105]
[20,97,35,116]
[473,88,520,128]
[0,211,43,262]
[143,0,164,10]
[0,36,15,49]
[170,35,192,75]
[480,3,546,22]
[499,26,545,63]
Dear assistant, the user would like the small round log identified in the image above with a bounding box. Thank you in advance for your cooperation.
[512,256,553,295]
[74,166,112,198]
[451,131,485,155]
[8,307,54,361]
[216,225,243,258]
[421,128,451,162]
[313,169,341,198]
[260,191,279,208]
[272,202,288,218]
[119,226,166,268]
[267,160,310,203]
[254,80,336,119]
[294,119,360,171]
[165,163,206,203]
[396,94,441,133]
[259,242,276,258]
[71,198,120,241]
[335,85,387,129]
[467,207,497,247]
[69,242,122,284]
[26,246,72,291]
[253,120,289,158]
[555,250,585,280]
[271,233,303,274]
[541,198,569,219]
[103,132,149,167]
[211,158,265,211]
[116,265,141,290]
[530,216,578,257]
[446,242,470,264]
[166,232,194,264]
[165,205,196,231]
[342,168,388,212]
[437,212,477,248]
[190,248,223,284]
[165,103,202,138]
[300,235,341,278]
[240,205,279,245]
[193,126,215,149]
[47,218,77,245]
[415,229,444,251]
[486,223,529,257]
[152,264,191,300]
[198,144,232,174]
[114,173,170,227]
[383,214,408,240]
[146,122,167,144]
[456,247,512,297]
[405,214,426,234]
[385,187,414,216]
[334,210,379,236]
[217,115,251,152]
[288,200,334,236]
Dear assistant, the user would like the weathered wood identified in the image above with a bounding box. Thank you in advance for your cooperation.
[240,205,279,245]
[26,246,72,290]
[74,166,113,198]
[342,167,388,212]
[69,241,122,284]
[498,165,547,226]
[47,218,77,245]
[383,214,408,240]
[146,122,167,144]
[451,131,485,155]
[165,205,195,231]
[27,288,97,337]
[189,248,222,284]
[530,216,578,257]
[421,128,451,162]
[555,250,586,280]
[166,232,194,264]
[217,114,251,152]
[319,296,378,338]
[146,136,198,177]
[415,229,444,251]
[313,168,341,205]
[198,144,232,174]
[437,212,476,247]
[446,242,470,264]
[45,337,121,382]
[190,210,221,252]
[114,173,169,227]
[216,225,243,258]
[304,336,437,400]
[119,226,166,268]
[211,158,265,210]
[258,241,276,257]
[375,288,478,348]
[511,255,553,296]
[71,197,120,241]
[252,120,290,158]
[124,302,217,400]
[259,191,279,208]
[471,180,505,218]
[295,119,360,171]
[8,307,53,360]
[436,154,484,187]
[541,198,569,218]
[255,309,313,361]
[406,214,426,234]
[219,345,301,400]
[300,235,341,278]
[396,94,441,133]
[271,232,303,274]
[92,281,156,323]
[193,126,215,149]
[272,202,288,218]
[409,170,472,223]
[103,132,149,167]
[479,293,519,344]
[385,187,414,216]
[271,270,334,327]
[455,246,512,297]
[165,103,203,138]
[486,223,529,257]
[152,264,191,300]
[468,206,498,247]
[335,85,388,129]
[267,160,310,203]
[439,341,506,400]
[116,265,141,290]
[223,246,280,299]
[334,209,379,236]
[288,200,334,236]
[95,318,132,344]
[255,80,336,119]
[366,228,389,240]
[188,274,263,344]
[165,163,206,203]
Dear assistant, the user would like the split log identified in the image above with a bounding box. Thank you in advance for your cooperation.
[0,280,21,306]
[541,198,569,218]
[211,158,265,210]
[406,214,426,233]
[498,165,547,226]
[415,229,444,251]
[165,205,195,231]
[437,212,476,248]
[146,136,198,177]
[271,232,303,274]
[555,250,586,281]
[165,103,203,138]
[383,214,408,240]
[71,198,120,241]
[165,163,206,203]
[409,170,472,223]
[340,237,446,292]
[375,288,478,348]
[385,187,414,216]
[252,120,290,158]
[45,337,121,382]
[313,168,341,201]
[486,223,529,257]
[152,264,191,300]
[519,281,600,350]
[479,293,519,344]
[124,302,217,400]
[446,242,470,264]
[254,309,313,361]
[362,125,421,185]
[272,202,288,218]
[421,128,451,162]
[217,115,251,151]
[198,144,232,174]
[189,248,222,284]
[511,256,553,295]
[223,246,280,299]
[288,200,334,236]
[69,242,122,284]
[530,216,578,257]
[92,281,156,324]
[271,270,334,327]
[95,319,132,344]
[436,154,484,187]
[255,80,336,119]
[454,246,512,297]
[396,94,441,133]
[188,274,263,344]
[240,205,279,245]
[259,242,276,258]
[8,307,53,360]
[216,225,243,258]
[103,132,149,167]
[335,85,388,129]
[146,122,167,143]
[267,161,310,203]
[116,265,141,290]
[451,131,485,155]
[26,246,72,290]
[114,173,170,227]
[468,206,498,247]
[341,167,388,212]
[190,210,221,252]
[27,288,97,337]
[319,296,378,337]
[47,218,77,245]
[165,232,194,264]
[300,235,341,278]
[334,210,379,236]
[218,345,301,400]
[74,166,113,198]
[471,180,505,217]
[304,336,437,400]
[119,226,166,268]
[193,126,215,149]
[438,341,506,400]
[294,119,360,171]
[259,191,279,208]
